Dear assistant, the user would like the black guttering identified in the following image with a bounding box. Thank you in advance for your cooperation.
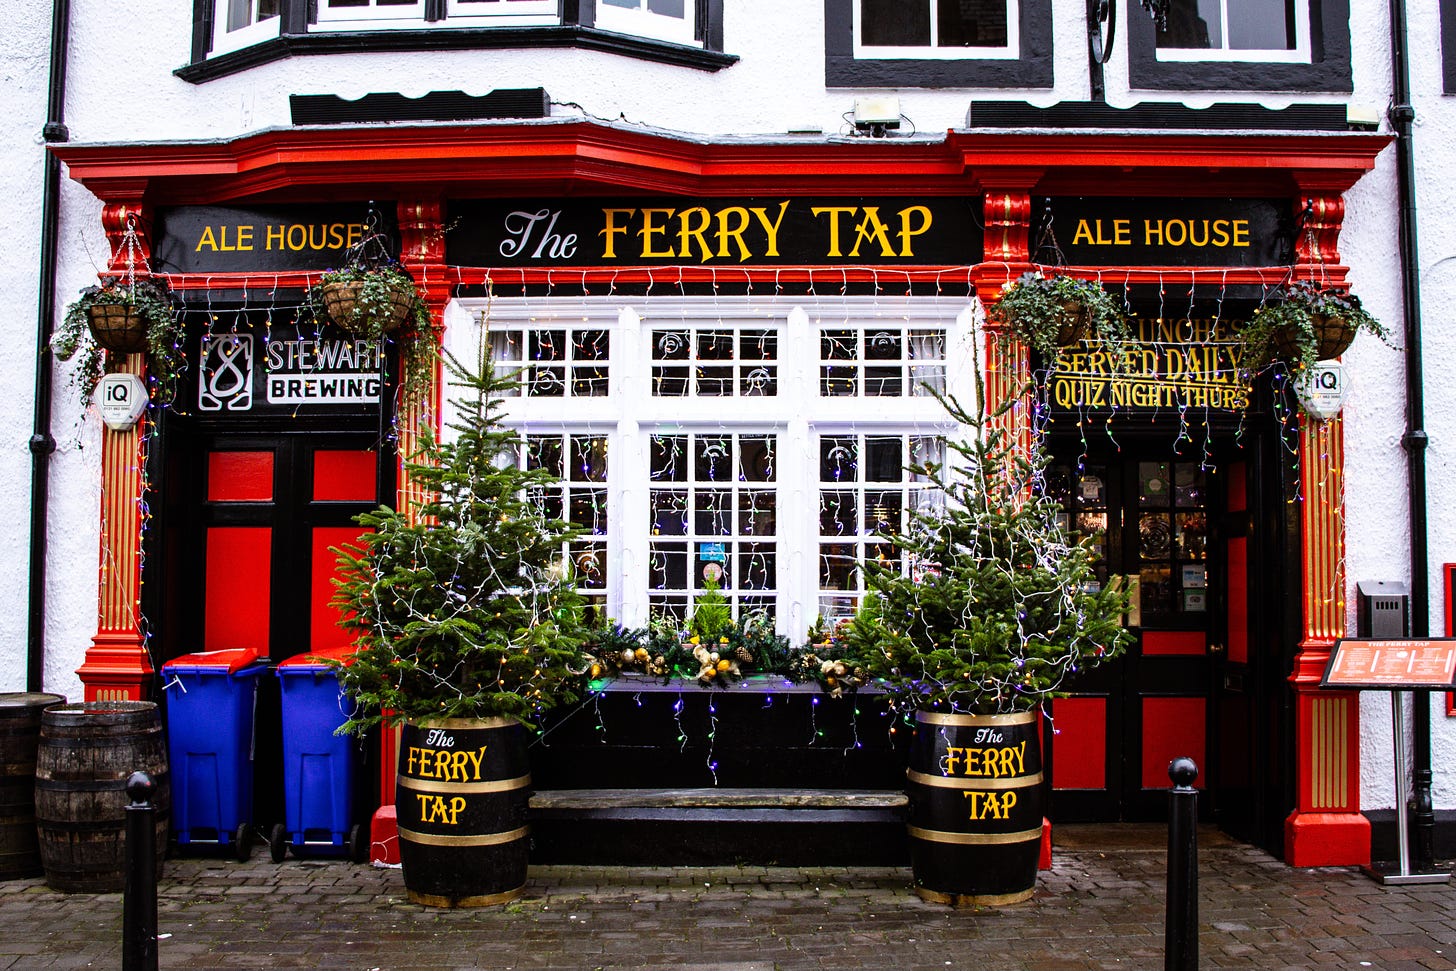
[30,0,71,691]
[1390,0,1436,868]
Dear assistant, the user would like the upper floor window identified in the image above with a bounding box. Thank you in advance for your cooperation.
[1126,0,1350,92]
[185,0,732,83]
[1154,0,1310,63]
[597,0,695,46]
[855,0,1017,60]
[212,0,280,56]
[824,0,1051,89]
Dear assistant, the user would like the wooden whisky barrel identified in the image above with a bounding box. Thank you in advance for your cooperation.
[0,693,65,879]
[905,708,1044,906]
[395,716,531,907]
[34,702,169,893]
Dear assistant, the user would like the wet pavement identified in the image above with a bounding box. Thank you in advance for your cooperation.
[2,826,1454,970]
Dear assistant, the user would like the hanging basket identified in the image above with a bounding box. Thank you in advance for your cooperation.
[1270,314,1357,363]
[320,279,416,336]
[85,304,149,355]
[1053,300,1088,346]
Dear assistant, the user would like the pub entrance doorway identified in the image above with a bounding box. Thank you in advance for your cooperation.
[1044,423,1293,851]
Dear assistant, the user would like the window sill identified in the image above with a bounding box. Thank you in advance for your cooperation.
[177,24,738,84]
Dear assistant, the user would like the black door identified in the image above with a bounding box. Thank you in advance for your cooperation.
[1046,443,1224,821]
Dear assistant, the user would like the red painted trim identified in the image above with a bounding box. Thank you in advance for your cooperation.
[311,527,362,653]
[205,527,272,653]
[51,121,1388,206]
[1142,630,1206,656]
[207,451,274,502]
[1445,564,1456,716]
[1228,536,1249,665]
[1140,696,1205,790]
[313,450,376,502]
[1050,696,1107,790]
[1284,811,1370,868]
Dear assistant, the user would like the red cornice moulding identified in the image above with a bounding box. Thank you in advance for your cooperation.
[50,120,1392,207]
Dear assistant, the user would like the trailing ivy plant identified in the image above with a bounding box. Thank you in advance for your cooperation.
[989,272,1133,363]
[52,277,184,407]
[310,262,440,408]
[1239,279,1393,381]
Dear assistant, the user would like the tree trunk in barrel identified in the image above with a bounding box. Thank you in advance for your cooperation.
[396,716,531,907]
[0,693,66,879]
[34,702,170,893]
[905,708,1044,906]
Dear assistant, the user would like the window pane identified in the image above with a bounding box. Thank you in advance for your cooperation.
[1157,0,1222,49]
[938,0,1007,47]
[1229,0,1293,49]
[862,0,930,45]
[647,0,684,16]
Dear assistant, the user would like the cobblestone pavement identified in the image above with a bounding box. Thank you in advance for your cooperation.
[3,831,1455,970]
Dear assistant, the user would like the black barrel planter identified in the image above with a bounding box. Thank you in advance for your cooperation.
[905,708,1044,906]
[34,701,169,893]
[0,693,66,879]
[396,716,531,907]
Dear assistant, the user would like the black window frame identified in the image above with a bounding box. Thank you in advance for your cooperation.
[1126,0,1351,93]
[824,0,1052,89]
[180,0,733,83]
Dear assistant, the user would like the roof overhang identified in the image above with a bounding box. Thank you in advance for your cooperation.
[52,117,1392,207]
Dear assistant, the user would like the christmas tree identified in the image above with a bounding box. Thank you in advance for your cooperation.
[845,339,1131,715]
[330,343,586,731]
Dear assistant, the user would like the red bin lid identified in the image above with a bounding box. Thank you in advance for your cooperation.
[277,645,357,669]
[161,647,264,674]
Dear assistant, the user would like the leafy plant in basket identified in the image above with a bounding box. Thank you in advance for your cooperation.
[309,262,440,407]
[988,272,1133,363]
[843,353,1132,715]
[1239,279,1393,380]
[53,277,184,407]
[638,581,792,687]
[328,344,588,732]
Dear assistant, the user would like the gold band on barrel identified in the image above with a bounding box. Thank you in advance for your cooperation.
[914,886,1035,907]
[916,710,1037,727]
[397,773,531,795]
[906,824,1043,846]
[397,825,529,847]
[406,885,526,908]
[906,768,1044,790]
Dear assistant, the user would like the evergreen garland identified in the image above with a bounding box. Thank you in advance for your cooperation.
[329,345,587,731]
[844,343,1132,714]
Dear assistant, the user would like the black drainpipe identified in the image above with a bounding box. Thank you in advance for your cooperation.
[28,0,72,691]
[1388,0,1434,865]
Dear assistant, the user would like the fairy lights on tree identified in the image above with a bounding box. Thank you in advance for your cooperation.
[329,342,588,730]
[845,330,1133,715]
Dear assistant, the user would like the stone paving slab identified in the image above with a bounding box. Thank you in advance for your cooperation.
[2,840,1456,970]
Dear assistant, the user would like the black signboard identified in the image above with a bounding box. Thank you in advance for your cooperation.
[153,204,399,274]
[1045,295,1259,415]
[1321,638,1456,691]
[189,318,385,418]
[1033,198,1293,268]
[446,197,983,267]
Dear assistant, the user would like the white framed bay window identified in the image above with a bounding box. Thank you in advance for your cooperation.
[446,295,973,637]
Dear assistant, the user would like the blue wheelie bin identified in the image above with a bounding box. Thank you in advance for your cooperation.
[161,648,269,861]
[272,646,364,863]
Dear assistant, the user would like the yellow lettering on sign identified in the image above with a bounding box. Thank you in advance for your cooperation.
[678,207,713,262]
[414,794,466,826]
[715,207,752,261]
[848,207,896,258]
[942,742,1028,778]
[405,744,489,782]
[897,205,933,256]
[962,790,1018,821]
[638,208,676,258]
[600,208,634,259]
[811,206,858,257]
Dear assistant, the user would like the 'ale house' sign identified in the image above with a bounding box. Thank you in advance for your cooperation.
[1036,197,1294,414]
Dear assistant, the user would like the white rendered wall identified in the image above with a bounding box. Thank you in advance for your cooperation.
[5,0,1449,814]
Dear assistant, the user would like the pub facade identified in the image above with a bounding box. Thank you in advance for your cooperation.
[10,0,1451,869]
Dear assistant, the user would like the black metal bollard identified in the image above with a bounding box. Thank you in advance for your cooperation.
[1165,757,1199,971]
[123,771,158,971]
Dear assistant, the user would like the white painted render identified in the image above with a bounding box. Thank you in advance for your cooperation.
[1,0,1452,819]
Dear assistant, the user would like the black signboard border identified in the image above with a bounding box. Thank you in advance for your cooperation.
[1319,637,1456,692]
